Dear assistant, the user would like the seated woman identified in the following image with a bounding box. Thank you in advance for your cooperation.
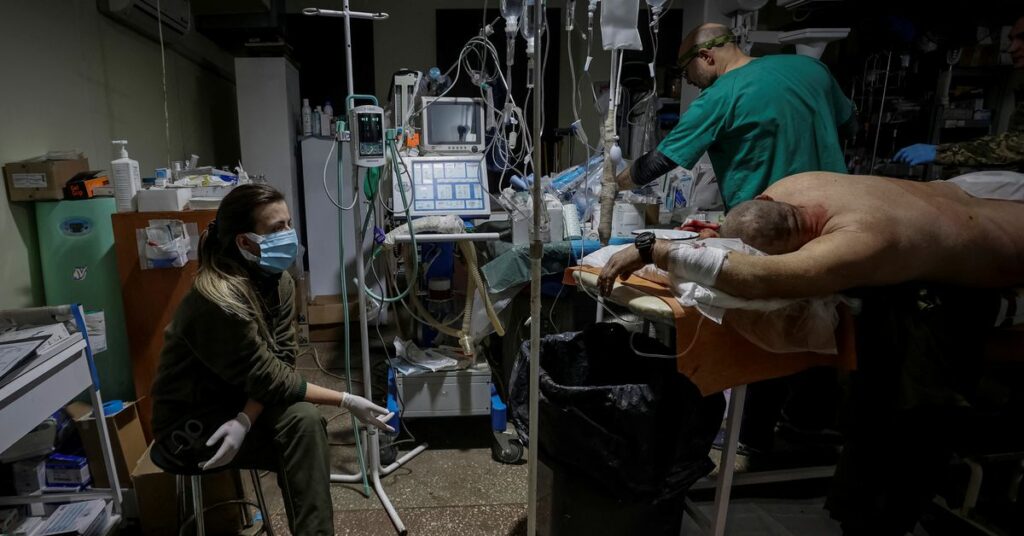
[149,184,392,535]
[598,171,1024,300]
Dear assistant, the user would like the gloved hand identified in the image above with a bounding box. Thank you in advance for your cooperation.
[893,144,937,166]
[666,243,727,287]
[199,412,251,471]
[341,392,395,433]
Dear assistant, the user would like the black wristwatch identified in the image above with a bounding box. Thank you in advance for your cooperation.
[635,231,656,264]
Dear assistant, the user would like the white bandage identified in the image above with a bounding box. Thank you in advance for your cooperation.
[666,244,727,287]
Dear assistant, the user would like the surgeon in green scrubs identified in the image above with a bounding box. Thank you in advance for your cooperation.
[150,184,394,535]
[617,22,855,467]
[617,23,855,210]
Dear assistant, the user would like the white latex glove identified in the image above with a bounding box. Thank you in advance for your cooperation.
[666,243,727,287]
[199,412,251,471]
[341,392,395,433]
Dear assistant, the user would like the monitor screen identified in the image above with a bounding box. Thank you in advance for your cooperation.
[357,112,383,157]
[393,155,491,217]
[425,101,483,146]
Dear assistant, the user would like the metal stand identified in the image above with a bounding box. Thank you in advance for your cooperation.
[683,384,837,535]
[526,1,545,534]
[302,5,425,535]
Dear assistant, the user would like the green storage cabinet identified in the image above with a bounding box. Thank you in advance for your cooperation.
[35,198,134,400]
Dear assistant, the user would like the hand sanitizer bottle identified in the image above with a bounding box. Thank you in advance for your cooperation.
[111,140,141,212]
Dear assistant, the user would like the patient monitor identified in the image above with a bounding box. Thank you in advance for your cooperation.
[392,154,491,217]
[420,97,486,154]
[350,105,386,167]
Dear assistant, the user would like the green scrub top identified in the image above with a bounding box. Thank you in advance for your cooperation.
[657,54,852,210]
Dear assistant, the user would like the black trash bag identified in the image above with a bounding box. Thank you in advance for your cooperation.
[509,323,725,503]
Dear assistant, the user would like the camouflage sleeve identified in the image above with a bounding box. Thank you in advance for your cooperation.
[935,131,1024,167]
[935,101,1024,167]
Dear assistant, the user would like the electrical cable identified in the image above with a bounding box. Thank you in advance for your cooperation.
[369,264,419,449]
[323,139,359,210]
[361,139,418,303]
[335,139,371,496]
[628,316,704,358]
[156,0,172,169]
[575,269,706,358]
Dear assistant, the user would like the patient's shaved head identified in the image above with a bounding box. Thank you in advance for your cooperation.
[720,199,801,254]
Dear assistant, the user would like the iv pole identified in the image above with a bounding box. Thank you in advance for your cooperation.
[303,5,426,535]
[527,1,544,535]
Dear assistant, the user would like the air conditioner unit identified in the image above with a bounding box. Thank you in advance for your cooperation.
[98,0,191,40]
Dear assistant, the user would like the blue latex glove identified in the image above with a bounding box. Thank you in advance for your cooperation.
[510,175,527,191]
[893,144,937,165]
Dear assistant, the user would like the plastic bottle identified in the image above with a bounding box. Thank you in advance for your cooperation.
[521,0,541,55]
[501,0,523,34]
[301,98,312,136]
[313,106,323,136]
[671,171,693,223]
[321,113,330,137]
[646,0,669,14]
[111,140,141,212]
[322,101,333,136]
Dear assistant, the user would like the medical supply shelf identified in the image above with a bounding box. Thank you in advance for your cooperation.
[0,314,123,534]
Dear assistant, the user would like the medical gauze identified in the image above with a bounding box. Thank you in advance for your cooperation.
[667,244,727,287]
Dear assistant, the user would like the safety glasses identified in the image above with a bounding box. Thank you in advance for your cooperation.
[677,33,736,82]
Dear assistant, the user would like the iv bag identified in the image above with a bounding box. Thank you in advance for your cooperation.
[601,0,643,51]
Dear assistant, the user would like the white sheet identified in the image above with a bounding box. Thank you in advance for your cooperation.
[949,170,1024,201]
[582,239,853,354]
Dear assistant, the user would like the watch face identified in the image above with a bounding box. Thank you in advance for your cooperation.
[636,231,656,247]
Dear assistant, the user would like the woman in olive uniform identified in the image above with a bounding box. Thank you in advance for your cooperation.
[150,184,391,535]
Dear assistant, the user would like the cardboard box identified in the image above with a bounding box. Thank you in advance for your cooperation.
[45,453,91,487]
[67,401,147,489]
[3,155,89,201]
[11,457,46,494]
[131,445,243,535]
[63,171,110,200]
[138,187,192,212]
[309,323,345,342]
[307,294,361,325]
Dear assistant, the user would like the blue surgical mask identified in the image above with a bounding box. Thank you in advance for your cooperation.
[238,228,298,273]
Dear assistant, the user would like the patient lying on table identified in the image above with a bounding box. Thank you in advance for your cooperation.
[598,171,1024,305]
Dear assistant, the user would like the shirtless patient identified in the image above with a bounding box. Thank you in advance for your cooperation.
[597,172,1024,300]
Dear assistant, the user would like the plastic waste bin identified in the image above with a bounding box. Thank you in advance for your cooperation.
[509,323,725,535]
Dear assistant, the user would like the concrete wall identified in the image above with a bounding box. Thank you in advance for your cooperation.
[0,1,239,307]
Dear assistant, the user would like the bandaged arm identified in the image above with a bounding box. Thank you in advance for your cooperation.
[651,231,902,299]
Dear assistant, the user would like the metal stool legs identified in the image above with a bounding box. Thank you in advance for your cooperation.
[250,470,275,536]
[177,470,273,536]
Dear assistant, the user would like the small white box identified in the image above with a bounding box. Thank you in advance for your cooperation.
[12,458,46,494]
[138,188,192,212]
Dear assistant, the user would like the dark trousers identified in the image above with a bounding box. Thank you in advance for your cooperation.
[153,402,334,535]
[826,284,1018,535]
[739,366,841,452]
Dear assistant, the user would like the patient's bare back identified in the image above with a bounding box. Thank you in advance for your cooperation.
[766,172,1024,287]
